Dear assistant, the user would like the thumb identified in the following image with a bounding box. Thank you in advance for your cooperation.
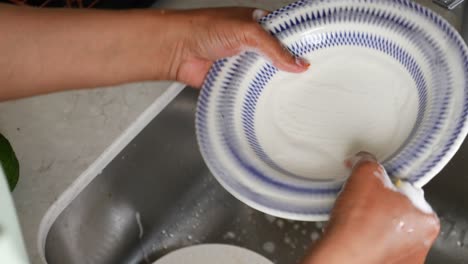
[248,27,310,73]
[343,151,393,193]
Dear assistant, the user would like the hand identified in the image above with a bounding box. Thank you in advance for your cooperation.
[303,152,440,264]
[155,8,309,87]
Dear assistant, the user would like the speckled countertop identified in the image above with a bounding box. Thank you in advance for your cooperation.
[0,0,460,263]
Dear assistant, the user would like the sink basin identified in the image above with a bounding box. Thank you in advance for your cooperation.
[41,2,468,264]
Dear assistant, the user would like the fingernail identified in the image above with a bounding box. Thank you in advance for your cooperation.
[345,151,377,169]
[295,57,310,68]
[252,9,269,21]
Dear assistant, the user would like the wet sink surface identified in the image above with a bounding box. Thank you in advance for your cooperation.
[44,2,468,264]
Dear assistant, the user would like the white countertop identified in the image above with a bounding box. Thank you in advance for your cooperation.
[2,0,458,263]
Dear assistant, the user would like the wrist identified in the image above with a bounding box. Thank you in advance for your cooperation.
[137,10,190,82]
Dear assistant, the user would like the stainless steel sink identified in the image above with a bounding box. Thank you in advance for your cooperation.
[43,88,328,264]
[43,2,468,264]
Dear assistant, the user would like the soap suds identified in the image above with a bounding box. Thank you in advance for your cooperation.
[373,165,433,214]
[396,181,433,214]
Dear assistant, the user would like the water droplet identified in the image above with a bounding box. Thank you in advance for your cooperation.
[265,214,276,223]
[310,232,320,241]
[263,242,276,253]
[277,220,284,229]
[450,229,458,237]
[440,218,455,239]
[223,231,236,240]
[398,220,405,230]
[315,222,324,229]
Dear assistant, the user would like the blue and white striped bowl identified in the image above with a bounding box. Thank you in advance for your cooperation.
[196,0,468,221]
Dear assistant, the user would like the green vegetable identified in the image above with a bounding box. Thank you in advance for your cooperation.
[0,133,19,191]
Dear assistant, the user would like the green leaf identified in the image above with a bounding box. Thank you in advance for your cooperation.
[0,133,20,191]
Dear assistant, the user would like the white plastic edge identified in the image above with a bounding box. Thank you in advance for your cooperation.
[37,83,185,264]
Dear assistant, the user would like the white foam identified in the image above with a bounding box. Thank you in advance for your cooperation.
[396,181,433,214]
[375,167,433,214]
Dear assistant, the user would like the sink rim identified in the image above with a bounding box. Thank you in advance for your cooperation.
[37,83,185,264]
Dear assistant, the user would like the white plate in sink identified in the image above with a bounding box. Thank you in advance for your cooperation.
[153,244,272,264]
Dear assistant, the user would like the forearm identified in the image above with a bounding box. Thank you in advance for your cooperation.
[0,4,179,100]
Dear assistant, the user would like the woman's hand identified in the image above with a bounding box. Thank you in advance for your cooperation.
[303,152,440,264]
[154,8,309,87]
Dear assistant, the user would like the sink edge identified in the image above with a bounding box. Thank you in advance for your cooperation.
[36,83,186,264]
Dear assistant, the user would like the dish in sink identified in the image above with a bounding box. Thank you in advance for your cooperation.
[196,0,468,220]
